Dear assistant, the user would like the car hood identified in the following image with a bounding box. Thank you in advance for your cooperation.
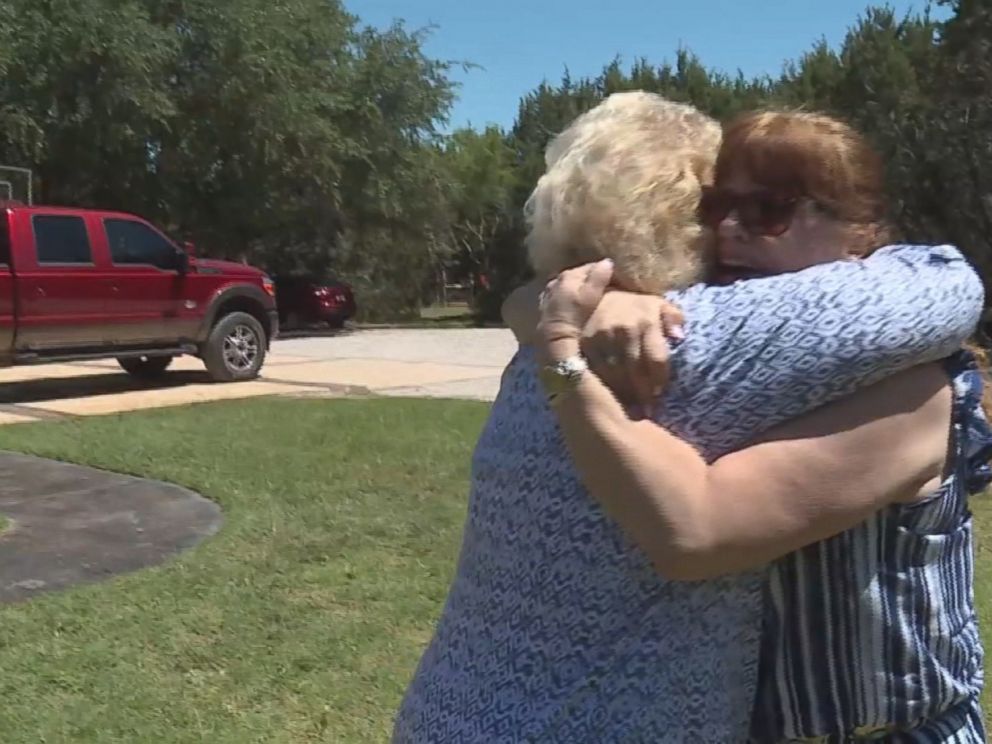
[193,258,266,278]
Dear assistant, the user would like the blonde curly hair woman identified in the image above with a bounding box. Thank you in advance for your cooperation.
[525,91,720,293]
[392,95,983,742]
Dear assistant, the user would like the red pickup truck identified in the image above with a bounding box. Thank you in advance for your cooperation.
[0,204,278,381]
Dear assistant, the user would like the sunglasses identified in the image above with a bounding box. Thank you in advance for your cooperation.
[699,187,801,237]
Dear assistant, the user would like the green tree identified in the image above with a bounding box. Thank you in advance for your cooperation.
[0,0,176,209]
[329,22,456,319]
[441,126,516,286]
[895,0,992,287]
[147,0,357,267]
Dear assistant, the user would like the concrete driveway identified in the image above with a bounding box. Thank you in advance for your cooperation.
[0,329,518,424]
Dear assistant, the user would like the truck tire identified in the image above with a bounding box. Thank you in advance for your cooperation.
[203,311,267,382]
[118,355,173,379]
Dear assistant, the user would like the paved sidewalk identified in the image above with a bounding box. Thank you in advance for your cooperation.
[0,329,518,424]
[273,328,517,401]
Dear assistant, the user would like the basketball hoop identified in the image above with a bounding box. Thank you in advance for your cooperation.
[0,166,32,205]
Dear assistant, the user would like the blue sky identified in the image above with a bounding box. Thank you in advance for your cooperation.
[345,0,946,131]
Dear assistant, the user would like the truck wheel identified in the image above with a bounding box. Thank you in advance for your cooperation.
[203,312,266,382]
[118,355,173,379]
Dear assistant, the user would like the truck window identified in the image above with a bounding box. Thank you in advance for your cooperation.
[33,215,92,264]
[105,219,178,271]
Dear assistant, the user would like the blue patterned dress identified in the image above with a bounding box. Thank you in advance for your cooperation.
[393,245,984,743]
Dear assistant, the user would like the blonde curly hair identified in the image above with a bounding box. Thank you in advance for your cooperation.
[525,91,722,293]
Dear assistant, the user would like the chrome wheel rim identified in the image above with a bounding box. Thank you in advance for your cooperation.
[222,325,259,373]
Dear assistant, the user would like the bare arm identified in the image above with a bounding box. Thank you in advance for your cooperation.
[550,344,950,581]
[502,279,544,345]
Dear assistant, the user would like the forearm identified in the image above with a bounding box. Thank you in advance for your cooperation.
[546,340,716,573]
[502,280,544,345]
[554,360,949,581]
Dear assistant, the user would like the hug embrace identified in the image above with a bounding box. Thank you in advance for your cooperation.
[395,93,991,743]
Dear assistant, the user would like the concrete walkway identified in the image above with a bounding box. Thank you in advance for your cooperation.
[0,329,518,424]
[0,453,222,603]
[273,328,516,400]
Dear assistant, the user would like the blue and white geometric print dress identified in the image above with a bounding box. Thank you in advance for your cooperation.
[393,245,984,743]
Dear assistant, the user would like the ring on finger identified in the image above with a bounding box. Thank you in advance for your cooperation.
[539,281,559,309]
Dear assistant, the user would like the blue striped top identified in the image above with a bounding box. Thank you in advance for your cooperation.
[751,352,992,742]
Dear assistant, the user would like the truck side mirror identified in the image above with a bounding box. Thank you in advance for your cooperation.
[176,250,190,275]
[184,240,197,257]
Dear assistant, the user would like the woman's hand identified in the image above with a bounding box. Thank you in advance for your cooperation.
[581,292,684,408]
[537,260,616,362]
[537,260,684,409]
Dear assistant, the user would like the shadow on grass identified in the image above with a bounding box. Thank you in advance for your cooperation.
[0,371,214,407]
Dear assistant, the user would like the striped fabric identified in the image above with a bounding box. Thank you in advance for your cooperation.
[750,352,992,743]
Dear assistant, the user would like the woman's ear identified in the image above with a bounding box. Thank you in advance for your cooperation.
[841,223,877,259]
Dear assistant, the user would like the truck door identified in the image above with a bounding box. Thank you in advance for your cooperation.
[13,210,111,351]
[0,210,15,358]
[98,216,190,345]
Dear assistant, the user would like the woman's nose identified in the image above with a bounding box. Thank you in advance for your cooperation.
[717,210,747,242]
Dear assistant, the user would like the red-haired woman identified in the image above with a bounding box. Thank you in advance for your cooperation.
[515,111,989,741]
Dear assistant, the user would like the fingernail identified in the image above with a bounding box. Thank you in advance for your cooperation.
[669,324,685,341]
[599,258,614,268]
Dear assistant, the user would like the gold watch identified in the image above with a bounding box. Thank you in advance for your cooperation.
[538,355,588,406]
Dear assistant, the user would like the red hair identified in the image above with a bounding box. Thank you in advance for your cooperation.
[716,111,892,252]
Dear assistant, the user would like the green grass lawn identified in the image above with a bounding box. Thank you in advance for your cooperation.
[972,495,992,723]
[419,303,473,321]
[0,398,488,743]
[0,397,989,741]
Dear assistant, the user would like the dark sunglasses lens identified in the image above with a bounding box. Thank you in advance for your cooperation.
[700,189,798,235]
[757,198,797,236]
[737,195,797,236]
[699,190,729,227]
